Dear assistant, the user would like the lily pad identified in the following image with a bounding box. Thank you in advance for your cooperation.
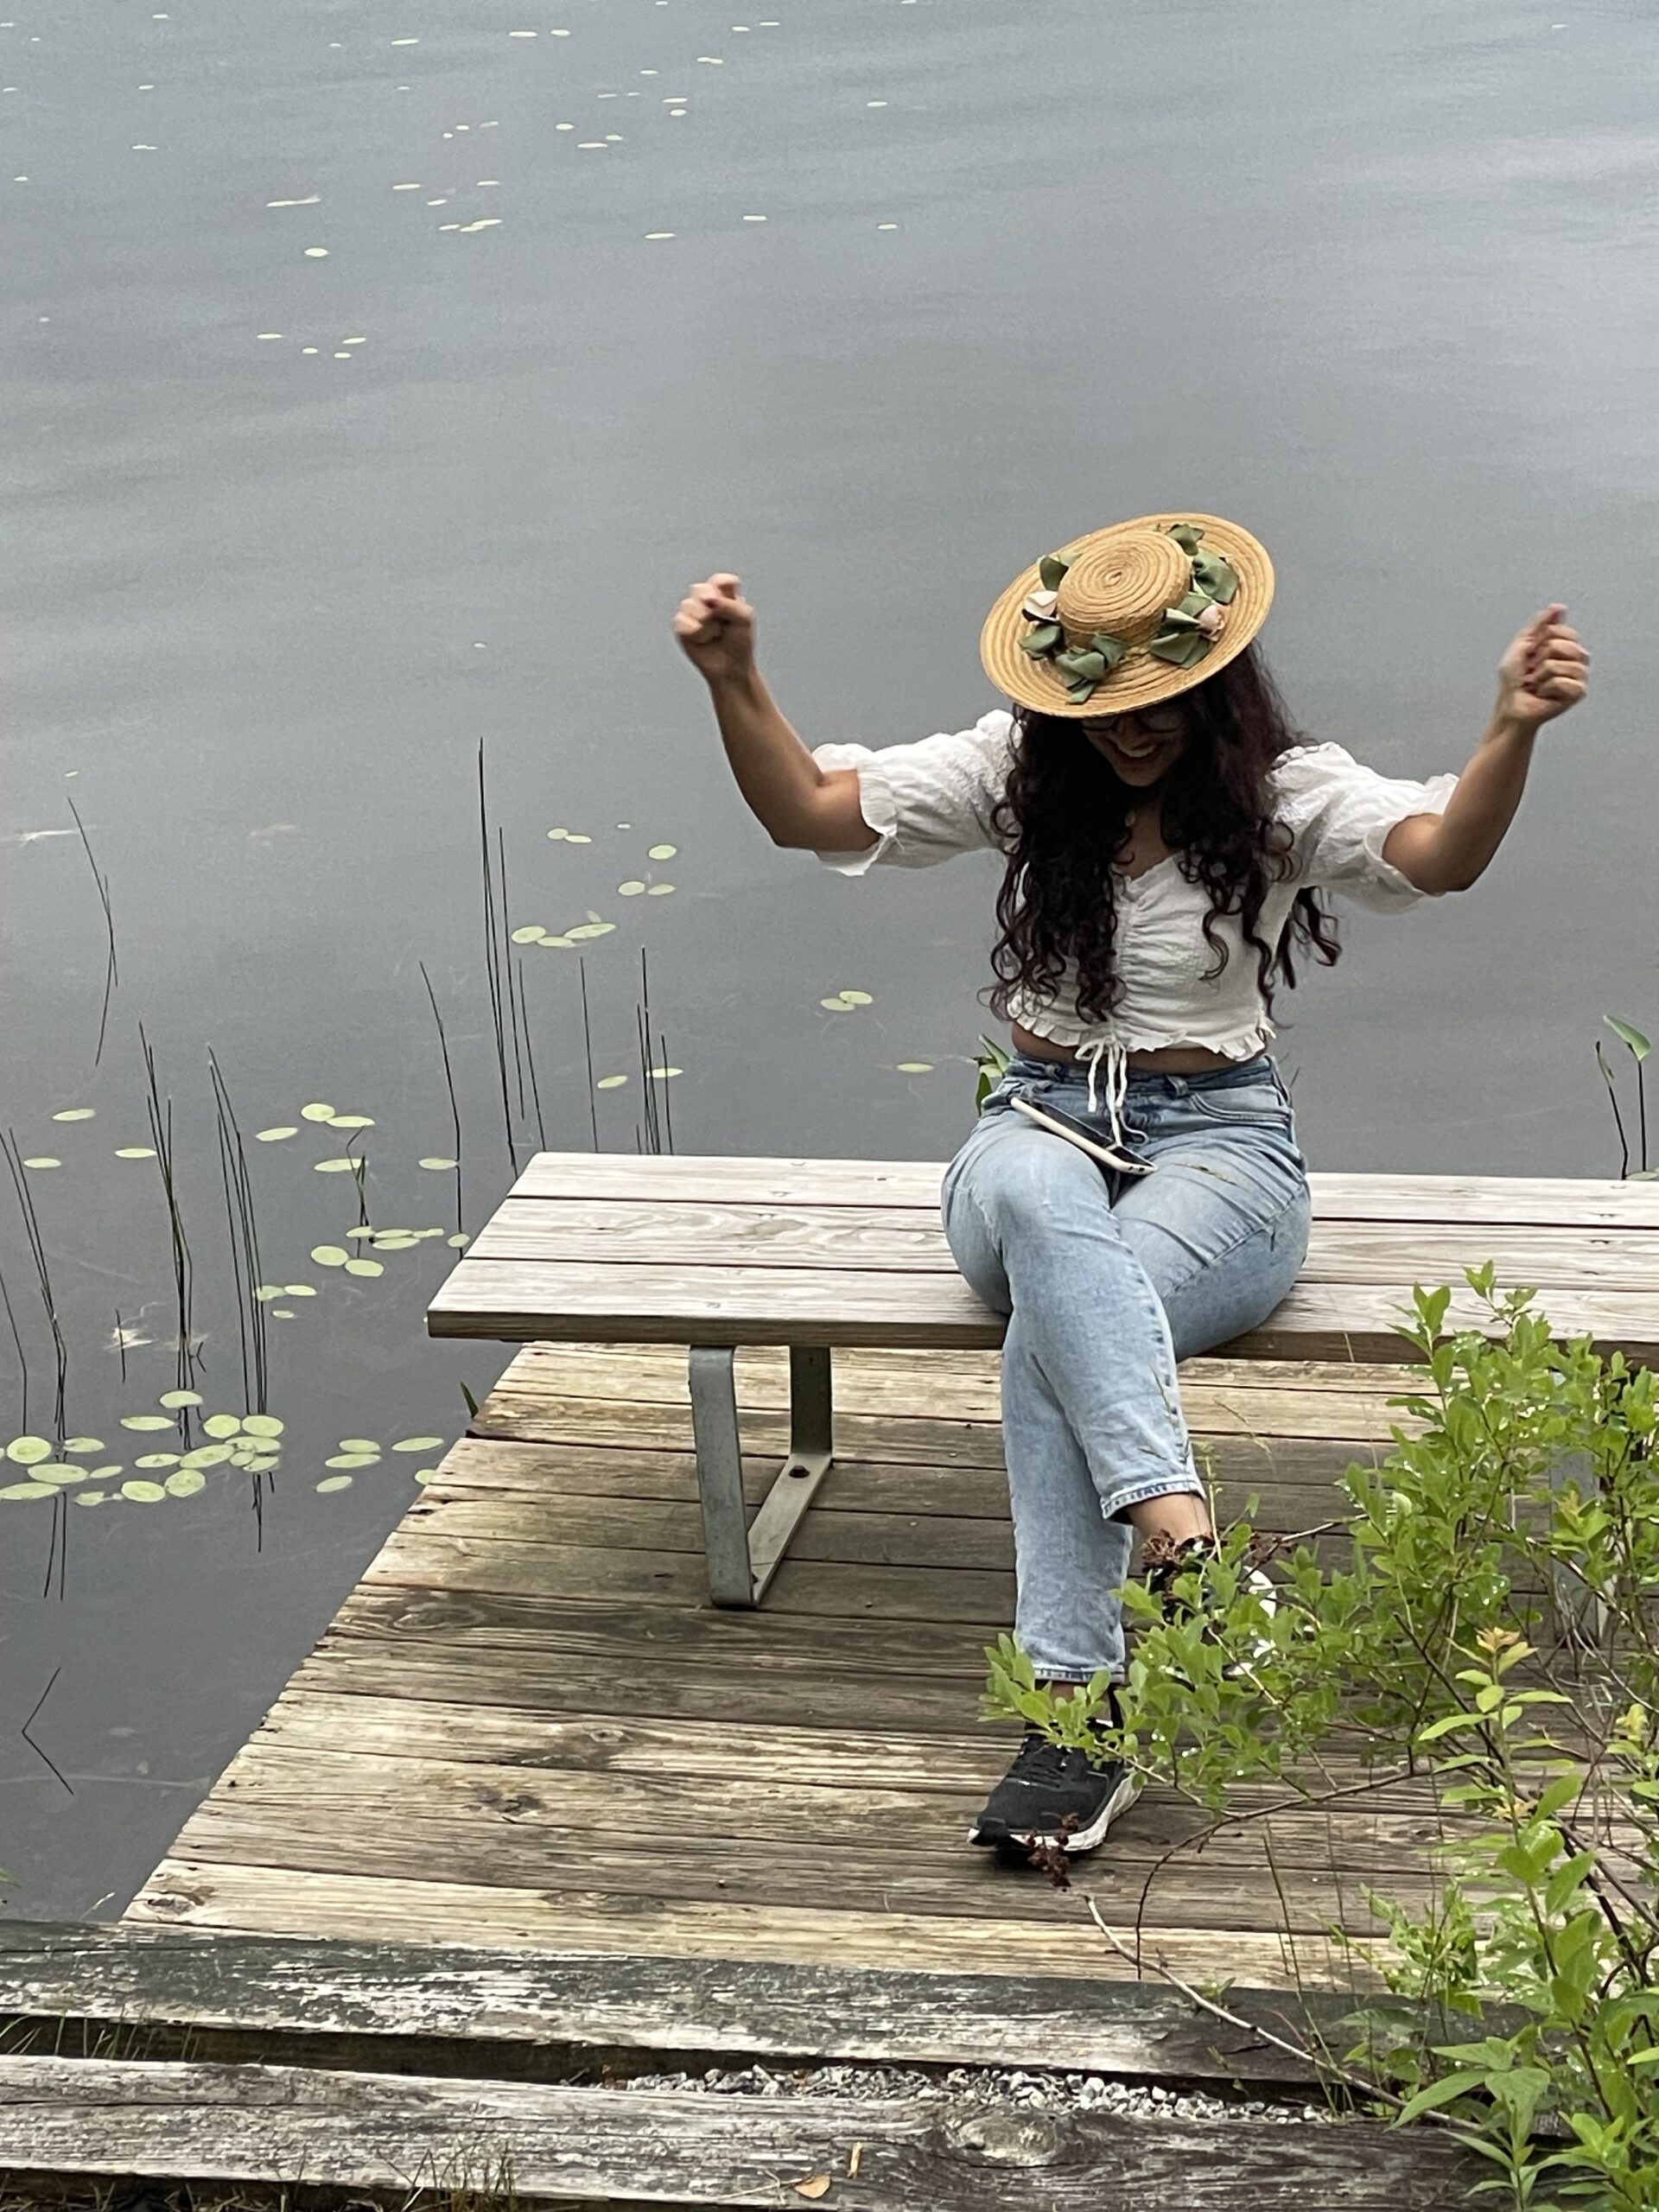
[134,1452,181,1470]
[0,1481,54,1500]
[648,1066,683,1080]
[511,925,548,944]
[181,1444,234,1470]
[242,1414,284,1439]
[283,1284,318,1297]
[618,880,645,897]
[448,1232,470,1249]
[202,1414,245,1440]
[647,843,677,861]
[311,1245,350,1267]
[34,1465,83,1484]
[165,1468,207,1497]
[120,1480,168,1503]
[595,1074,627,1090]
[393,1435,444,1452]
[372,1232,418,1250]
[338,1437,380,1453]
[115,1146,158,1159]
[22,1157,60,1170]
[326,1452,378,1470]
[316,1474,354,1492]
[327,1114,375,1129]
[74,1491,108,1506]
[418,1157,459,1171]
[121,1414,175,1432]
[53,1108,96,1122]
[315,1159,358,1173]
[413,1467,441,1484]
[6,1437,53,1465]
[63,1438,105,1456]
[344,1257,385,1277]
[896,1061,934,1073]
[301,1103,337,1122]
[158,1389,202,1408]
[839,990,874,1006]
[255,1127,298,1142]
[646,883,677,897]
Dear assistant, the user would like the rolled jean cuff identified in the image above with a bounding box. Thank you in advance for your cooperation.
[1103,1468,1206,1520]
[1023,1663,1122,1688]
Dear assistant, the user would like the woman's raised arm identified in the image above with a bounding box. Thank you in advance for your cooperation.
[675,573,874,854]
[1382,604,1589,893]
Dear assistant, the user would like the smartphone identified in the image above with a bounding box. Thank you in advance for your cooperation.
[1010,1093,1154,1177]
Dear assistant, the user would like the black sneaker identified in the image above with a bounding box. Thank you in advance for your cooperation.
[969,1731,1141,1857]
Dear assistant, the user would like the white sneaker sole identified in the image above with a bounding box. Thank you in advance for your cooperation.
[970,1768,1142,1857]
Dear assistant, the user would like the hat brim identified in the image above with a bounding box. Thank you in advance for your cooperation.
[979,512,1275,719]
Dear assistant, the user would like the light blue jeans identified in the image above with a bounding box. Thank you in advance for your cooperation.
[942,1052,1311,1683]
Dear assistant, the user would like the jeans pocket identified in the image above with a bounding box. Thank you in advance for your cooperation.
[1185,1081,1294,1129]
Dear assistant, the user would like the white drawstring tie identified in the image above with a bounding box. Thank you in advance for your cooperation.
[1077,1038,1131,1149]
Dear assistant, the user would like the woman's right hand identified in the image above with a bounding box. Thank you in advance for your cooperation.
[674,573,757,685]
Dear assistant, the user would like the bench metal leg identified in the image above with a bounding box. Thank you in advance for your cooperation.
[687,1346,835,1608]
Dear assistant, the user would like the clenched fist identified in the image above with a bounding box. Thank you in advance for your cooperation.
[674,573,757,685]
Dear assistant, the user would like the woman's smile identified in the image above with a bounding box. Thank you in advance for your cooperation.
[1083,709,1190,781]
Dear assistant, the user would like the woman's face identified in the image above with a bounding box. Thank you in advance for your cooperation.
[1080,702,1191,787]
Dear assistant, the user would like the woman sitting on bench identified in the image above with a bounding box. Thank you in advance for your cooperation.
[674,512,1587,1860]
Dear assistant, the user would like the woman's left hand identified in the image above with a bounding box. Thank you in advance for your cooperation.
[1496,604,1590,728]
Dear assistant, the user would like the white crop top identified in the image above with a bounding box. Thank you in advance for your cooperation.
[812,709,1458,1065]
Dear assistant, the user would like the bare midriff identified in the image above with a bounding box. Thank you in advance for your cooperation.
[1009,1024,1240,1076]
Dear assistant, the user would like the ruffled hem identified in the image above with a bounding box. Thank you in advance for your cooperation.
[1007,998,1276,1062]
[1358,772,1459,899]
[809,744,899,876]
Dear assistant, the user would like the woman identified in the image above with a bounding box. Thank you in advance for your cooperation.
[673,512,1588,1859]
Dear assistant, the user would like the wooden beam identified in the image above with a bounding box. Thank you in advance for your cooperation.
[0,1922,1385,2084]
[0,2052,1486,2207]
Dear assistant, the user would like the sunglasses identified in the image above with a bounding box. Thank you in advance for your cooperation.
[1089,709,1187,738]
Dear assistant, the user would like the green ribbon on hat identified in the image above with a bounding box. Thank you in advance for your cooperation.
[1015,524,1242,700]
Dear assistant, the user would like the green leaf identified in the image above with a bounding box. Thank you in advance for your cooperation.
[241,1414,284,1439]
[255,1127,298,1142]
[6,1437,53,1465]
[393,1436,444,1452]
[344,1257,385,1277]
[311,1245,350,1267]
[1605,1015,1652,1062]
[1038,553,1070,592]
[1019,621,1062,658]
[1395,2069,1493,2123]
[316,1474,354,1493]
[165,1469,207,1497]
[418,1157,459,1171]
[301,1103,337,1122]
[157,1389,201,1409]
[121,1414,175,1433]
[120,1479,168,1503]
[202,1414,244,1440]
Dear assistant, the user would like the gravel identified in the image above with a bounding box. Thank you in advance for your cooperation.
[613,2060,1337,2125]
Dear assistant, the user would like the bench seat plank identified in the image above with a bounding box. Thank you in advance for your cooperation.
[467,1196,1659,1291]
[430,1256,1659,1362]
[508,1153,1659,1228]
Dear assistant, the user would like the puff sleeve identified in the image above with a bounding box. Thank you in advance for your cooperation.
[810,709,1014,874]
[1274,742,1460,912]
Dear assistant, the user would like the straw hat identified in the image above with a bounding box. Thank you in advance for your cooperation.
[979,512,1275,719]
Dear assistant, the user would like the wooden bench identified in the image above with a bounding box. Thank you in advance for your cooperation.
[428,1155,1659,1609]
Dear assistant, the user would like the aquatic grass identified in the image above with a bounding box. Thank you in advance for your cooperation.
[1,1128,68,1444]
[514,947,548,1152]
[139,1027,198,1406]
[208,1050,270,1418]
[0,1261,30,1434]
[67,796,118,1069]
[578,954,600,1148]
[477,741,518,1172]
[418,957,466,1240]
[1600,1014,1650,1177]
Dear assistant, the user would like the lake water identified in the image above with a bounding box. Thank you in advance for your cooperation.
[2,0,1655,1919]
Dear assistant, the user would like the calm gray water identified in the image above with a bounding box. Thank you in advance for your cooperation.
[2,0,1656,1919]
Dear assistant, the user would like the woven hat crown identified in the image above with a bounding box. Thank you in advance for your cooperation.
[1053,531,1192,652]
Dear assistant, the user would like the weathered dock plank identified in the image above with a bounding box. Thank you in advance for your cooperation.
[0,2053,1486,2207]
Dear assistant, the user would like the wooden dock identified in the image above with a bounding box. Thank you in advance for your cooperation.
[121,1339,1444,1989]
[0,1338,1531,2205]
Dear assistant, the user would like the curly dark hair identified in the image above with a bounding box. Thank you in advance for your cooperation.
[988,644,1340,1027]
